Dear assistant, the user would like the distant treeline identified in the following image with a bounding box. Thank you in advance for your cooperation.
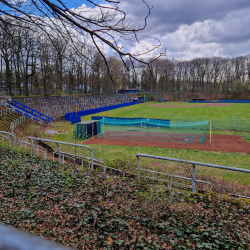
[1,19,250,98]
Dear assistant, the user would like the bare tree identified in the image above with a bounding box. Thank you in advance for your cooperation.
[0,20,15,95]
[0,0,164,81]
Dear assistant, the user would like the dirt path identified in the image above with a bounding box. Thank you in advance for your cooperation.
[148,103,233,107]
[83,134,250,154]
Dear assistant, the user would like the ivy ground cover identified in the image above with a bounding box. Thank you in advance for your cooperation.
[0,147,249,249]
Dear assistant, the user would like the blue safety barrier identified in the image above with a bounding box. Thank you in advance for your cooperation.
[65,102,144,121]
[15,109,40,121]
[219,100,250,103]
[118,90,139,93]
[126,90,139,94]
[70,115,81,124]
[10,100,53,122]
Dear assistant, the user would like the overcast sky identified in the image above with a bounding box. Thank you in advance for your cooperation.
[70,0,250,60]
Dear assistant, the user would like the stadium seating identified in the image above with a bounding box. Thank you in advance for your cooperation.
[0,106,39,136]
[14,94,132,119]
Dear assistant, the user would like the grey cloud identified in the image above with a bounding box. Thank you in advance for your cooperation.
[122,0,250,34]
[117,0,250,59]
[194,8,250,44]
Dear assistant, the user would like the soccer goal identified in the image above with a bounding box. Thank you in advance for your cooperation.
[97,117,209,143]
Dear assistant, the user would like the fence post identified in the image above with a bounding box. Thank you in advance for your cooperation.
[137,156,140,181]
[43,150,46,160]
[13,135,16,148]
[58,144,61,163]
[192,164,196,193]
[91,150,93,170]
[30,139,34,155]
[103,158,106,173]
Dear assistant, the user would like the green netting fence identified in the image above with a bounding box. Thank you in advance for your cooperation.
[97,117,209,143]
[171,115,250,132]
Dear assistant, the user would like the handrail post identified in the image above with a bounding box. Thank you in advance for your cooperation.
[91,150,93,170]
[30,139,34,155]
[58,144,61,163]
[13,135,16,148]
[137,156,140,181]
[43,149,46,160]
[103,158,106,173]
[192,164,196,193]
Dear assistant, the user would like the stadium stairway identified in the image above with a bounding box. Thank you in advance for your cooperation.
[103,94,120,104]
[72,95,94,109]
[9,100,53,123]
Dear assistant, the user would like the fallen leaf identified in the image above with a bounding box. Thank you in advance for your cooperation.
[107,234,113,245]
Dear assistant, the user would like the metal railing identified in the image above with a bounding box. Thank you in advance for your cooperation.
[1,134,12,147]
[20,141,46,160]
[10,116,25,133]
[0,132,105,173]
[0,131,16,147]
[0,108,13,116]
[0,131,121,176]
[8,104,42,123]
[57,151,125,175]
[0,131,46,159]
[10,100,53,122]
[28,137,94,170]
[52,151,106,171]
[136,153,250,196]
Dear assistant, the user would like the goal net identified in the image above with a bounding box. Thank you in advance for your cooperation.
[97,117,209,143]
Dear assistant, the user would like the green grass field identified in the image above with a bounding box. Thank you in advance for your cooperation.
[44,102,250,187]
[80,102,250,121]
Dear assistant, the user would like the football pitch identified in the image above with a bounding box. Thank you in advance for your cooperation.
[80,101,250,121]
[50,101,250,186]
